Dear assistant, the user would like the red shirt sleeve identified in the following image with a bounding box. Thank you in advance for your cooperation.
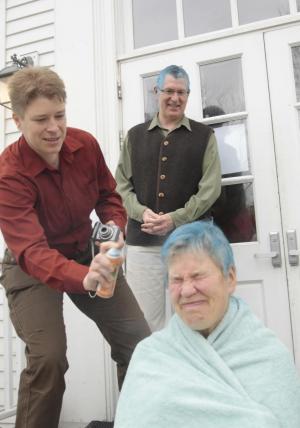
[0,173,88,293]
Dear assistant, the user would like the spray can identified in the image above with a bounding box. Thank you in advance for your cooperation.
[96,247,123,298]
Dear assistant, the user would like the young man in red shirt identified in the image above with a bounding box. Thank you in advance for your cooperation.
[0,66,150,428]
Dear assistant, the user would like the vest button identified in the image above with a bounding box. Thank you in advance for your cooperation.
[163,140,169,146]
[162,156,167,161]
[160,174,166,180]
[158,192,165,198]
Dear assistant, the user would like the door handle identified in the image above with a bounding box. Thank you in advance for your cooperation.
[286,229,300,266]
[255,251,278,259]
[254,232,282,268]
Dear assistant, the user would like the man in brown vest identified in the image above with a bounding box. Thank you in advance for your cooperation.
[115,65,221,331]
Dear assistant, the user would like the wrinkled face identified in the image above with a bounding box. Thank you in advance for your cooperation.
[13,96,67,167]
[157,74,189,123]
[168,251,236,336]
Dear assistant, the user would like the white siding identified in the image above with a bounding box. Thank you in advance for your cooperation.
[0,286,19,412]
[7,10,55,34]
[6,0,54,20]
[4,0,56,148]
[0,290,6,412]
[5,0,55,69]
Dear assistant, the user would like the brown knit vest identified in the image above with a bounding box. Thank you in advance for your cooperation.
[126,119,213,245]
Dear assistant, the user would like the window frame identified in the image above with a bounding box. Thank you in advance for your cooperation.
[115,0,300,58]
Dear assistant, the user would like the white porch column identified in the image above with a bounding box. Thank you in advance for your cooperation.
[91,1,120,418]
[92,0,121,173]
[55,0,120,423]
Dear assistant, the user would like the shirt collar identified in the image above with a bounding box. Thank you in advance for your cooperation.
[148,114,191,132]
[20,128,84,177]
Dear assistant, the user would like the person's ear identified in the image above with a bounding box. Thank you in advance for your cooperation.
[12,113,22,131]
[226,266,237,295]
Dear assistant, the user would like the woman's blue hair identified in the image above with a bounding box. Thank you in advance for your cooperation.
[156,65,190,92]
[161,221,235,277]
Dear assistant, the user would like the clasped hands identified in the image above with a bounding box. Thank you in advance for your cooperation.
[141,208,174,236]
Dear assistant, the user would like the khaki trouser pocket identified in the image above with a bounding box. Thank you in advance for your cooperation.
[0,249,40,295]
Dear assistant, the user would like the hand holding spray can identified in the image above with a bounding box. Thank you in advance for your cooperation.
[96,247,123,298]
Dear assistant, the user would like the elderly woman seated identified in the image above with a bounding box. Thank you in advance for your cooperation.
[114,221,300,428]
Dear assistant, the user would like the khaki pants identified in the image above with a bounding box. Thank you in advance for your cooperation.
[0,249,150,428]
[125,245,173,332]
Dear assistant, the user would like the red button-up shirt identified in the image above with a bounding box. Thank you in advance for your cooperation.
[0,127,126,293]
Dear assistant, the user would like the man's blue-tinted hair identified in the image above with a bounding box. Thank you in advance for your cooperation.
[156,65,190,91]
[161,221,235,277]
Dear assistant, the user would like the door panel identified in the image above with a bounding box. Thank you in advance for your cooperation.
[120,31,293,352]
[265,24,300,369]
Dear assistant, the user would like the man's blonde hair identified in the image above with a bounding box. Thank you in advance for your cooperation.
[8,66,66,116]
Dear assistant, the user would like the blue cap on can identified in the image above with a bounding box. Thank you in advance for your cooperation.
[107,247,122,258]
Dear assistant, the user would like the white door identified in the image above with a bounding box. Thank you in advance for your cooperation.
[119,31,294,354]
[265,24,300,368]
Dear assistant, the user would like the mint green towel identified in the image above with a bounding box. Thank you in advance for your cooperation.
[115,296,300,428]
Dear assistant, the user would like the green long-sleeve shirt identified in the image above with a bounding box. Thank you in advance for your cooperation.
[115,115,221,228]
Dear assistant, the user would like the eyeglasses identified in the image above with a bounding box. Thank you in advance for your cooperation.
[158,88,190,97]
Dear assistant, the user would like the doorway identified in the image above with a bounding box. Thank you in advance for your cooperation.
[119,26,300,366]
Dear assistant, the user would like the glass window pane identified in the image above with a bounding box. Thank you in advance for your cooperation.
[210,120,250,176]
[143,74,159,122]
[200,58,245,115]
[132,0,178,48]
[212,182,256,243]
[292,46,300,102]
[237,0,290,25]
[183,0,231,37]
